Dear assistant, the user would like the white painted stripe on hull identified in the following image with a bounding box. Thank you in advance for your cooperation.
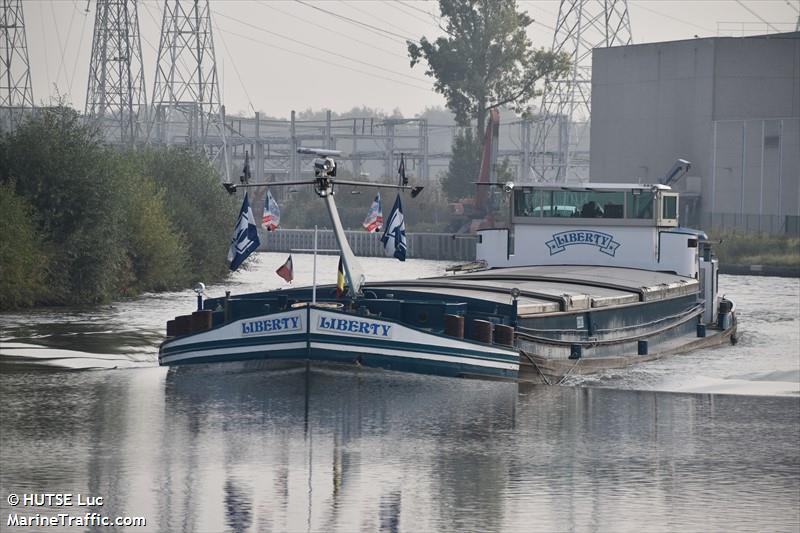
[310,342,519,371]
[161,338,518,371]
[160,341,307,364]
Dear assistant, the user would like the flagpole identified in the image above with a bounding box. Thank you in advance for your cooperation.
[312,225,318,305]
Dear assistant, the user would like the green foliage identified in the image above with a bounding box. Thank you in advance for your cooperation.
[0,107,128,304]
[136,147,236,282]
[408,0,570,133]
[711,230,800,268]
[0,106,236,309]
[120,172,190,292]
[0,182,49,308]
[441,129,481,201]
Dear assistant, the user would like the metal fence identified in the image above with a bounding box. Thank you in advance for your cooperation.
[260,229,477,262]
[701,213,800,236]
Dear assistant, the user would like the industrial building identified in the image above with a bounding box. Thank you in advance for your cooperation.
[590,32,799,235]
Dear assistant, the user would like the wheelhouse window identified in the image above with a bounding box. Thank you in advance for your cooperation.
[514,188,660,221]
[662,195,678,220]
[543,190,625,218]
[514,189,542,216]
[627,191,655,219]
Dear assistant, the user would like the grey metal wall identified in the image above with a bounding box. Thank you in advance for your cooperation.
[709,117,799,234]
[590,33,799,234]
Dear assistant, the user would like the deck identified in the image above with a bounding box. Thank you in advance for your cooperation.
[365,265,699,316]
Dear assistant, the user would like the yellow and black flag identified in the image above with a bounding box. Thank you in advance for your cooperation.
[336,256,346,298]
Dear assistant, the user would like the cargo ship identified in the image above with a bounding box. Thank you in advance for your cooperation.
[159,151,736,383]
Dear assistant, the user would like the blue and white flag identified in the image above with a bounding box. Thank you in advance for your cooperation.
[227,192,261,271]
[380,194,406,261]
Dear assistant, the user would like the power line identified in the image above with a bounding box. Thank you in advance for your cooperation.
[257,1,402,59]
[294,0,416,44]
[396,0,440,21]
[627,0,716,33]
[212,20,255,115]
[37,3,51,97]
[213,10,430,85]
[734,0,783,32]
[138,1,162,52]
[70,7,91,99]
[50,1,76,98]
[59,2,79,95]
[212,23,432,93]
[342,0,428,34]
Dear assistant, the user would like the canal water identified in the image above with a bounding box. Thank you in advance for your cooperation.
[1,253,798,532]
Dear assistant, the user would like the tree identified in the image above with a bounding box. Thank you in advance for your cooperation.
[0,106,236,308]
[408,0,570,135]
[441,128,481,201]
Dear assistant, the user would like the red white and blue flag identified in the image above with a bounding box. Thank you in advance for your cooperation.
[276,255,293,283]
[262,189,280,231]
[362,192,383,233]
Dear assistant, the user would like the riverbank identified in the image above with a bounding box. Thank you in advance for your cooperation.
[711,231,800,278]
[719,264,800,277]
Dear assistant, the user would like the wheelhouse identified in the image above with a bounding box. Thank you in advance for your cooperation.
[512,183,679,227]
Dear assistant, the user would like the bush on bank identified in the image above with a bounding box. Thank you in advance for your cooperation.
[710,229,800,268]
[0,106,235,310]
[0,181,49,308]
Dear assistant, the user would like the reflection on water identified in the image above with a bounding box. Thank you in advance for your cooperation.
[1,366,798,532]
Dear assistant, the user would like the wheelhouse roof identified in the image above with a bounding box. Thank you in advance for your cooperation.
[515,183,672,192]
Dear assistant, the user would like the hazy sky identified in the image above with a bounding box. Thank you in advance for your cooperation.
[21,0,800,119]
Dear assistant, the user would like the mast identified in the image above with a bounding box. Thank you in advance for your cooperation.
[225,147,423,299]
[304,150,366,298]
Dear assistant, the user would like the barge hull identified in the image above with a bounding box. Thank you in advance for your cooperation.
[160,306,520,380]
[519,319,738,384]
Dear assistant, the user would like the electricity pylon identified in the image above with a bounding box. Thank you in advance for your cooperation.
[85,0,147,145]
[531,0,632,182]
[0,0,34,130]
[150,0,228,177]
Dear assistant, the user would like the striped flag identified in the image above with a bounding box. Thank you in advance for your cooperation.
[276,255,293,283]
[336,256,346,298]
[380,194,407,261]
[227,192,261,271]
[262,189,280,231]
[362,192,383,233]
